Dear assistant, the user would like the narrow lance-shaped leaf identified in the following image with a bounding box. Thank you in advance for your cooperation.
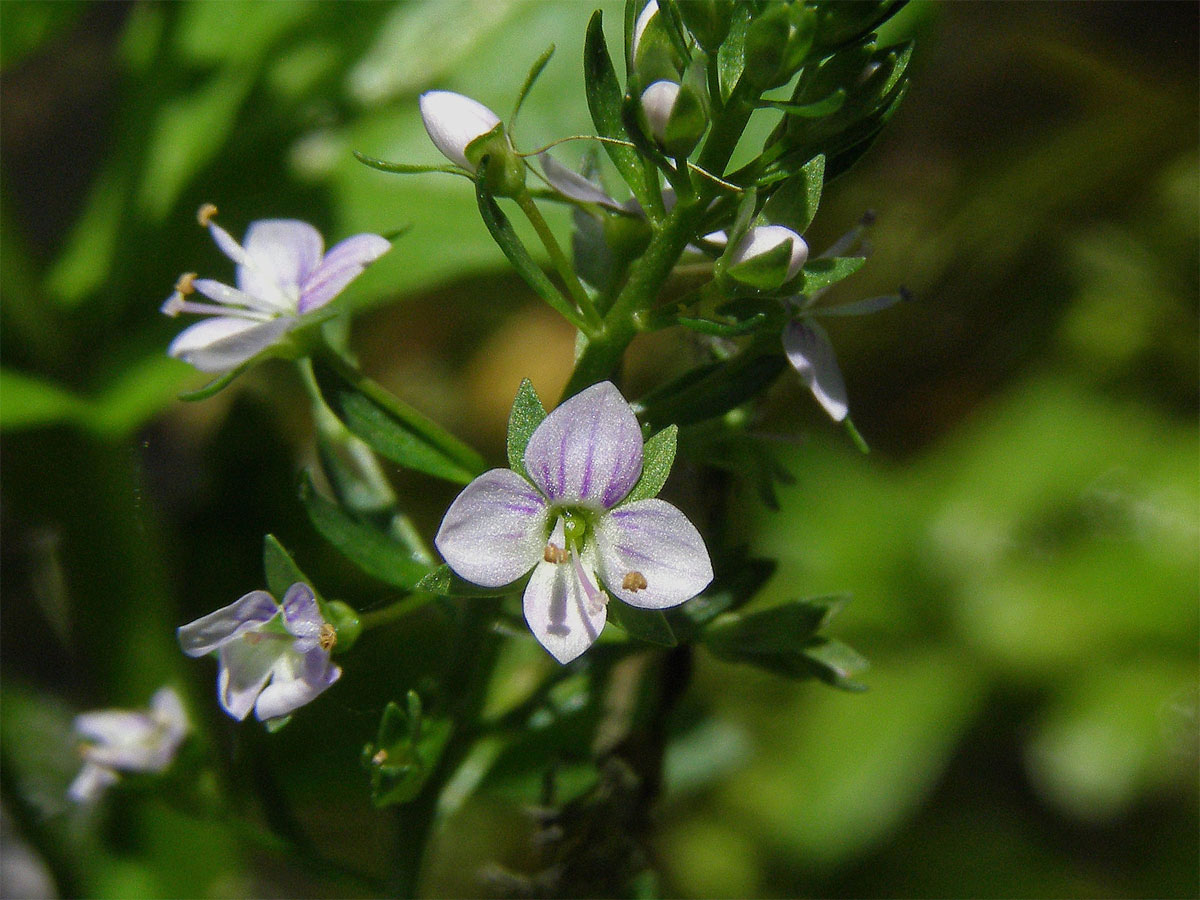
[352,151,468,177]
[625,424,677,502]
[584,10,650,204]
[762,154,825,235]
[506,379,547,479]
[299,473,431,590]
[797,255,866,295]
[606,600,677,647]
[263,534,318,602]
[510,44,555,130]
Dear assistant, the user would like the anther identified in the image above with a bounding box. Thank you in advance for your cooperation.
[372,748,388,765]
[318,623,337,652]
[197,203,219,227]
[622,571,648,593]
[543,543,568,564]
[174,272,197,295]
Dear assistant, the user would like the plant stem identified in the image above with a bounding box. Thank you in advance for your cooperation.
[359,593,432,632]
[515,190,603,332]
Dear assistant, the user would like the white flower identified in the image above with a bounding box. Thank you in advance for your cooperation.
[419,91,502,170]
[67,687,189,803]
[162,207,390,373]
[640,80,682,146]
[177,583,342,724]
[729,225,809,287]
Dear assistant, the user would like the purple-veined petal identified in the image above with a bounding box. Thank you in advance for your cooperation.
[254,646,341,722]
[595,498,713,609]
[167,315,295,373]
[216,635,285,721]
[538,154,623,210]
[419,90,501,170]
[236,220,324,310]
[298,233,391,313]
[435,468,550,588]
[782,319,849,422]
[193,277,288,316]
[177,590,280,657]
[67,762,119,803]
[280,583,323,650]
[523,381,643,509]
[522,547,607,664]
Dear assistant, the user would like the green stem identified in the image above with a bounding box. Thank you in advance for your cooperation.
[515,190,603,332]
[359,593,432,632]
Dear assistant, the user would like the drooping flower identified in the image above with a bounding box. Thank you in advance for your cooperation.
[435,382,713,664]
[419,91,502,171]
[177,583,341,723]
[67,686,189,803]
[161,206,390,373]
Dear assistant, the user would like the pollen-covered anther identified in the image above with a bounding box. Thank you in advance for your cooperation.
[318,623,337,652]
[622,571,648,593]
[196,203,219,227]
[371,748,388,765]
[543,543,568,564]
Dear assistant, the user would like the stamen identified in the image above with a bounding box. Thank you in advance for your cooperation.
[197,203,219,227]
[160,297,273,321]
[543,543,568,564]
[570,548,607,615]
[160,292,186,317]
[318,623,337,652]
[621,571,648,593]
[174,272,197,295]
[371,748,388,765]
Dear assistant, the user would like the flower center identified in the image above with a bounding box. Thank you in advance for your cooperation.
[553,507,592,554]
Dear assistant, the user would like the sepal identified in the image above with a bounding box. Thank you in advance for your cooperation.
[362,691,453,807]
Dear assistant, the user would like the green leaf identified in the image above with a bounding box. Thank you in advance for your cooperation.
[801,637,870,690]
[474,181,581,326]
[352,150,467,177]
[798,255,867,294]
[716,3,750,102]
[313,359,486,484]
[263,534,316,601]
[416,564,511,598]
[676,312,770,337]
[763,154,825,235]
[510,44,555,129]
[606,600,677,647]
[0,368,87,431]
[637,353,786,431]
[625,424,677,502]
[506,379,548,479]
[177,362,251,402]
[760,89,847,119]
[670,551,776,638]
[583,11,649,204]
[299,473,431,590]
[362,692,453,807]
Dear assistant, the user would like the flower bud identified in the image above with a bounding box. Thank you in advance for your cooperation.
[727,225,808,290]
[630,0,684,83]
[419,91,502,170]
[639,80,706,158]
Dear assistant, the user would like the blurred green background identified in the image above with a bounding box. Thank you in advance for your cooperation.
[2,2,1196,897]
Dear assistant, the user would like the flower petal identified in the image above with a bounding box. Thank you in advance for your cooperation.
[254,647,341,722]
[177,590,280,657]
[523,381,643,508]
[522,554,607,664]
[167,315,294,373]
[435,468,549,588]
[237,219,324,310]
[217,636,282,721]
[539,154,623,210]
[193,277,287,316]
[74,710,154,749]
[782,319,849,422]
[67,762,119,803]
[419,90,502,170]
[595,498,713,609]
[299,233,392,313]
[280,583,324,650]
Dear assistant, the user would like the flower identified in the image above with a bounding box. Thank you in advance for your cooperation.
[640,80,682,145]
[161,206,390,373]
[727,224,808,289]
[435,382,713,664]
[67,686,188,803]
[782,318,849,422]
[419,91,502,170]
[177,583,342,723]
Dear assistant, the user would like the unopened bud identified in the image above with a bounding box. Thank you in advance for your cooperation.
[419,91,502,171]
[727,225,808,289]
[639,80,706,158]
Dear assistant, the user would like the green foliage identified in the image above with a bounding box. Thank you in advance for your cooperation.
[625,424,678,502]
[362,691,453,807]
[506,378,548,479]
[263,533,317,601]
[584,11,650,205]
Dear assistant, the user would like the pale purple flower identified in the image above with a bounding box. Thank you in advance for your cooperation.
[419,91,502,171]
[435,382,713,664]
[177,583,341,723]
[162,208,390,373]
[783,319,849,422]
[68,686,188,803]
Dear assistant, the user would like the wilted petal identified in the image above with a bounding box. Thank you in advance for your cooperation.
[435,469,549,587]
[280,583,323,650]
[522,551,607,664]
[254,647,341,722]
[67,762,119,804]
[420,90,502,170]
[177,590,280,657]
[167,315,294,373]
[782,319,849,422]
[523,382,643,509]
[237,220,324,309]
[595,498,713,609]
[299,233,392,313]
[217,635,284,721]
[539,154,622,210]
